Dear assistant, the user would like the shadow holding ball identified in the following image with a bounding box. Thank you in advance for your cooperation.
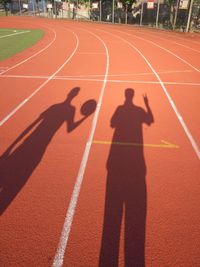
[0,87,97,215]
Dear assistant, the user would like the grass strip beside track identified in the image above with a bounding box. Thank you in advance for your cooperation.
[0,28,44,61]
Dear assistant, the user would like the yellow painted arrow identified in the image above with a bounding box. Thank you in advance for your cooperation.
[93,140,179,149]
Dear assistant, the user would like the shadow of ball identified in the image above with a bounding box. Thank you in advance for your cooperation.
[80,99,97,117]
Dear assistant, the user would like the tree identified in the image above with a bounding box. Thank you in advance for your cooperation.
[0,0,10,15]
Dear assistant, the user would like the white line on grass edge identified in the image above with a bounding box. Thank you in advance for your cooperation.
[0,30,30,39]
[52,29,109,267]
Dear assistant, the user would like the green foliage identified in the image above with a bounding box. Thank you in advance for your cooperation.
[0,0,11,5]
[122,0,135,6]
[0,0,10,13]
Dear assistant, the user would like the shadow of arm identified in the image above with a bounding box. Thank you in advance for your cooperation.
[110,107,120,128]
[67,116,88,133]
[143,94,154,125]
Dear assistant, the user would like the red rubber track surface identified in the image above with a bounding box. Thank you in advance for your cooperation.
[0,17,200,267]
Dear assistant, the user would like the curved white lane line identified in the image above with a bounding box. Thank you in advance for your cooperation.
[0,30,79,126]
[132,30,200,54]
[0,27,57,75]
[52,28,109,267]
[100,29,200,159]
[147,30,200,46]
[116,30,200,73]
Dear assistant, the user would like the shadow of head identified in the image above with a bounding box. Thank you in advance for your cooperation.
[67,87,81,100]
[125,88,135,102]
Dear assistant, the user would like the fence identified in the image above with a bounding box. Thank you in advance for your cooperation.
[3,0,200,32]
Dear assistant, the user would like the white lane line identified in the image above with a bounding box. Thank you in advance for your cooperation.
[77,52,106,55]
[1,74,49,79]
[0,30,79,127]
[173,42,200,54]
[0,30,30,39]
[0,27,56,75]
[0,68,193,79]
[117,30,200,73]
[135,31,200,54]
[52,29,109,267]
[102,29,200,159]
[54,78,200,86]
[147,30,200,46]
[55,68,193,78]
[1,74,200,86]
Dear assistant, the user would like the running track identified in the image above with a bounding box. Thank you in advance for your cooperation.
[0,17,200,267]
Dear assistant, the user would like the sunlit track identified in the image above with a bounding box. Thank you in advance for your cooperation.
[139,27,200,46]
[129,30,200,54]
[53,26,109,267]
[114,30,200,72]
[91,27,200,159]
[1,17,200,267]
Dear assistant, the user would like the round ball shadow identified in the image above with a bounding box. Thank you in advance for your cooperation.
[80,99,97,117]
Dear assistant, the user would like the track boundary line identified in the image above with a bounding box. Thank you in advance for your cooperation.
[0,30,79,126]
[100,29,200,159]
[1,74,200,86]
[0,68,193,78]
[77,52,106,55]
[135,30,200,54]
[52,27,109,267]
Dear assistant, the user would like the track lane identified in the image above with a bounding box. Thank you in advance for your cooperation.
[137,26,200,47]
[53,26,109,267]
[0,20,108,266]
[108,28,200,154]
[58,22,200,267]
[0,18,199,267]
[120,28,200,72]
[132,30,200,54]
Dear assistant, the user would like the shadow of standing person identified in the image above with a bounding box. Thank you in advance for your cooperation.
[99,88,154,267]
[0,87,97,215]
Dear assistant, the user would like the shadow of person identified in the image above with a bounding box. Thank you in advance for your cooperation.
[0,87,97,215]
[99,88,154,267]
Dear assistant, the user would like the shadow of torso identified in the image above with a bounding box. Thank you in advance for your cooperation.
[0,101,75,215]
[107,102,147,174]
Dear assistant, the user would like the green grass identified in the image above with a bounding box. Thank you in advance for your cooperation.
[0,28,44,61]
